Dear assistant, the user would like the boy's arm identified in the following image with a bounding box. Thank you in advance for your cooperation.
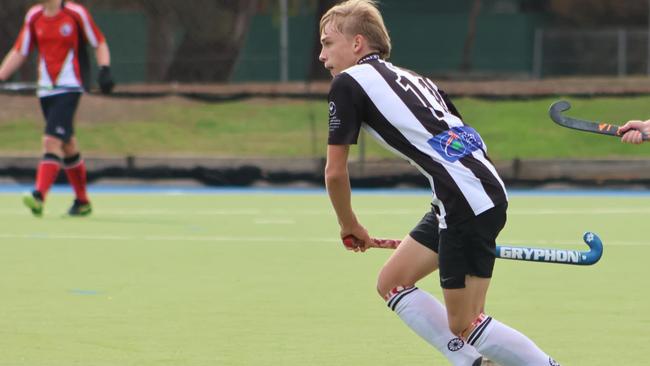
[0,49,27,81]
[94,41,110,67]
[94,42,114,94]
[325,144,370,250]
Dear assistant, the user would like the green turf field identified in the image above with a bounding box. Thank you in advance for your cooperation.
[0,191,648,365]
[1,96,650,160]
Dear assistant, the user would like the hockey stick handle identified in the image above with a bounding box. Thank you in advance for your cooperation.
[0,82,85,93]
[342,232,603,266]
[616,125,650,141]
[583,121,650,141]
[549,100,650,141]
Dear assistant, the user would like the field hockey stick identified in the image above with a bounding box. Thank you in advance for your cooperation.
[549,100,650,140]
[342,231,603,266]
[0,82,84,93]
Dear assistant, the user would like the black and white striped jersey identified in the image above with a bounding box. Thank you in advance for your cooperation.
[327,53,507,228]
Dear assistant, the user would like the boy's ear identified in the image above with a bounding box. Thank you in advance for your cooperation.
[353,34,364,50]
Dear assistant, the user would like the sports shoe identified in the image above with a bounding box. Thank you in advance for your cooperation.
[68,199,92,217]
[23,191,44,217]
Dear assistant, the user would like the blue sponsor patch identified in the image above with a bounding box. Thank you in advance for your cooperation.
[428,126,484,162]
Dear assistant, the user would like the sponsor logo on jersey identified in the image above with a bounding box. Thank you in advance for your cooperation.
[328,101,337,116]
[428,126,484,162]
[60,23,73,37]
[447,337,464,352]
[328,101,343,132]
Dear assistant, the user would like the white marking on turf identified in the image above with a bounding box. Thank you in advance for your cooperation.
[508,208,650,215]
[253,218,296,224]
[0,233,646,246]
[0,208,420,216]
[0,233,338,243]
[2,207,650,216]
[0,233,131,240]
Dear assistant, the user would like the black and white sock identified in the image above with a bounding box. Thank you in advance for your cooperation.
[387,287,482,366]
[467,314,560,366]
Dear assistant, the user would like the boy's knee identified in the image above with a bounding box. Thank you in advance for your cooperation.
[450,312,488,339]
[376,271,408,300]
[376,278,392,299]
[448,321,467,337]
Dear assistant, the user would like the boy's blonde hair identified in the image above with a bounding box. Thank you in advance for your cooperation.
[320,0,391,59]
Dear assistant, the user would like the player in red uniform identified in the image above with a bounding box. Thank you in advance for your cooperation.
[0,0,114,217]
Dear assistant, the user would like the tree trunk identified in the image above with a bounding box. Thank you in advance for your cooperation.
[165,0,257,82]
[460,0,482,72]
[308,0,339,81]
[145,11,176,82]
[225,0,258,81]
[1,1,37,81]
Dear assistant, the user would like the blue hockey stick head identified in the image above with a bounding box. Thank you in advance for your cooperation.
[582,231,603,265]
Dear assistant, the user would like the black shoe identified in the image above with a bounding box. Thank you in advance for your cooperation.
[23,191,44,217]
[473,357,484,366]
[68,199,92,216]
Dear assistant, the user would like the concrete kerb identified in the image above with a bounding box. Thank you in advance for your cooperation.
[3,155,650,187]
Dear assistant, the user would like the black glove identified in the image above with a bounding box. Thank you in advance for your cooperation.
[97,66,115,94]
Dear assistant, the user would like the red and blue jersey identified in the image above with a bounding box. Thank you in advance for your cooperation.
[13,1,105,97]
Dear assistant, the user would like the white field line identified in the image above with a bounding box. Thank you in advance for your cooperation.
[0,233,646,247]
[253,218,296,224]
[0,208,418,216]
[1,207,650,216]
[0,233,336,243]
[509,208,650,215]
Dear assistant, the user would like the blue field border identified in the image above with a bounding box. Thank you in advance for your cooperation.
[1,183,650,197]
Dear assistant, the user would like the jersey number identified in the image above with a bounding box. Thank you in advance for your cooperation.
[394,72,450,119]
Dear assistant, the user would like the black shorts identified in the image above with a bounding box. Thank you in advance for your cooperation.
[409,207,441,253]
[39,92,82,143]
[409,203,508,289]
